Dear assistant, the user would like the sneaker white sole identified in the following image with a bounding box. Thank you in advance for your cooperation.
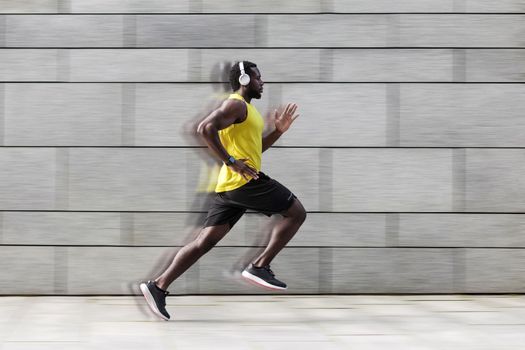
[139,283,170,321]
[241,270,287,290]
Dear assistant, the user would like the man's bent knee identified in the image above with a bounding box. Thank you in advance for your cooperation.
[195,223,230,253]
[282,198,307,224]
[296,205,307,225]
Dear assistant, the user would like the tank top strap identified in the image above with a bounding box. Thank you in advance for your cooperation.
[229,93,247,103]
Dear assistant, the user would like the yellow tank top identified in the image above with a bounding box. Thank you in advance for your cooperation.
[215,93,264,192]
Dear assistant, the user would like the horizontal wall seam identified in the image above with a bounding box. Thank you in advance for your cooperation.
[2,47,525,50]
[2,293,518,296]
[1,210,525,214]
[3,47,525,50]
[1,244,523,249]
[2,146,525,149]
[1,81,525,84]
[2,13,525,15]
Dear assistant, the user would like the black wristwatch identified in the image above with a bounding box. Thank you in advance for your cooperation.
[225,155,236,166]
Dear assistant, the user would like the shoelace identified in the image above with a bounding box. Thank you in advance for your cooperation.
[154,282,169,295]
[160,290,169,307]
[263,265,275,277]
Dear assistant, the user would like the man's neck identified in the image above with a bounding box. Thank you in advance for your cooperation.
[237,90,252,103]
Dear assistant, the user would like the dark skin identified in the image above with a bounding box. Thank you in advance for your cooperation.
[154,66,304,290]
[197,67,299,180]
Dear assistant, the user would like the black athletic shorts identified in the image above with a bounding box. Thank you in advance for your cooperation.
[203,172,297,228]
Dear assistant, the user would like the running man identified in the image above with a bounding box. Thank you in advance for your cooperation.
[140,61,306,321]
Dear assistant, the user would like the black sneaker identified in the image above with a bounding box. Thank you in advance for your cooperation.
[139,280,170,321]
[241,264,287,290]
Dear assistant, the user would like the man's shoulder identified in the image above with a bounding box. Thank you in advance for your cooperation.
[221,97,247,112]
[220,97,247,123]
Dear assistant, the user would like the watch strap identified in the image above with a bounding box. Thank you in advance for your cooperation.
[225,155,236,165]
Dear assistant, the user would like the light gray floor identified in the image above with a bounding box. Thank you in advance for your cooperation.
[1,295,524,350]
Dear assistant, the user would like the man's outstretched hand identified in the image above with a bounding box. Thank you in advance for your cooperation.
[273,103,299,134]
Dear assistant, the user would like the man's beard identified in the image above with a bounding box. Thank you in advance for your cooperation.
[251,90,262,99]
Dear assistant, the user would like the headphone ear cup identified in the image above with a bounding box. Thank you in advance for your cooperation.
[239,73,250,86]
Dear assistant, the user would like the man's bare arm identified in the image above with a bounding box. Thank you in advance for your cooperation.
[197,99,259,180]
[262,129,283,153]
[262,103,299,153]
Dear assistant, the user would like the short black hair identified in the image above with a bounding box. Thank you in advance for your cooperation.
[230,61,257,91]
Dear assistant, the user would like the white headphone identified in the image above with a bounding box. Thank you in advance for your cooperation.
[238,61,250,86]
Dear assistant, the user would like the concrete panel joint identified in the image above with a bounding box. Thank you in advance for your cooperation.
[386,84,400,147]
[387,14,400,47]
[268,83,282,114]
[453,248,466,293]
[0,83,4,145]
[0,212,3,243]
[55,148,70,210]
[385,214,399,247]
[0,15,5,47]
[319,247,332,293]
[187,49,202,81]
[57,49,70,82]
[452,149,466,212]
[318,148,333,211]
[320,49,334,82]
[120,213,135,245]
[54,246,68,294]
[255,15,268,47]
[453,49,466,83]
[123,15,137,48]
[121,84,136,146]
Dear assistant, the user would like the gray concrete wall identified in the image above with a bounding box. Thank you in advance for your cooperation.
[1,1,525,294]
